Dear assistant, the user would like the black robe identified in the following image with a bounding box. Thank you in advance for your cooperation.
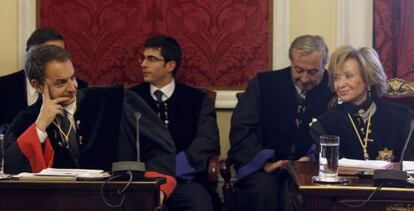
[5,87,176,177]
[131,82,221,211]
[130,82,220,181]
[311,97,414,161]
[229,67,333,179]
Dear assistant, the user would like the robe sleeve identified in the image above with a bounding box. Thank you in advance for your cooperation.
[177,95,220,181]
[5,123,54,173]
[228,77,274,180]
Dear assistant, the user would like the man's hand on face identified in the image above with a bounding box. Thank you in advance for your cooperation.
[35,83,70,132]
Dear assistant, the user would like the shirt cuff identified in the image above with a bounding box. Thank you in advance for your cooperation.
[36,126,48,144]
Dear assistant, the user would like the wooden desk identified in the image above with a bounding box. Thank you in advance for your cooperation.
[0,178,162,211]
[288,161,414,211]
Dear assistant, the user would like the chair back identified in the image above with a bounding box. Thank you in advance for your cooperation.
[198,87,217,106]
[383,78,414,111]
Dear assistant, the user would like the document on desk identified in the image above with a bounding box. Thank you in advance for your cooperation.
[403,161,414,174]
[339,158,392,169]
[338,158,392,175]
[13,168,110,181]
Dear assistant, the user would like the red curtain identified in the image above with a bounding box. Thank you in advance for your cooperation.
[39,0,271,87]
[374,0,414,80]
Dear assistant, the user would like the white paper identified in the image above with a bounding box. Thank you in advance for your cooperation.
[38,168,104,178]
[339,158,392,169]
[403,161,414,174]
[13,168,106,179]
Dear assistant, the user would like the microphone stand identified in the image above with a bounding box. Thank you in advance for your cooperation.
[399,120,414,170]
[111,112,146,179]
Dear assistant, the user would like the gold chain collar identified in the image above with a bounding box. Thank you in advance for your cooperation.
[347,113,372,160]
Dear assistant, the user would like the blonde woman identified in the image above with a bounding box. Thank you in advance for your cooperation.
[311,46,414,161]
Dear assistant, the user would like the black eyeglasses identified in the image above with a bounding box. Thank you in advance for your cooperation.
[139,55,165,63]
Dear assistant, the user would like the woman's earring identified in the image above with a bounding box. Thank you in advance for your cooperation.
[368,87,371,98]
[337,97,343,104]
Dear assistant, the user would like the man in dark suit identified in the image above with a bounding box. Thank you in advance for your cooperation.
[5,44,177,202]
[0,27,87,128]
[130,35,220,211]
[228,35,333,210]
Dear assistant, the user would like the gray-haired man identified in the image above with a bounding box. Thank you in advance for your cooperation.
[228,35,333,210]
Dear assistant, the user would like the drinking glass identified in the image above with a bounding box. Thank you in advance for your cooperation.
[318,135,340,182]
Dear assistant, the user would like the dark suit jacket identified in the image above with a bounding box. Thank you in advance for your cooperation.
[0,70,88,126]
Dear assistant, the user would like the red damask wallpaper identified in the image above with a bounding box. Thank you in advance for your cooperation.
[39,0,271,87]
[374,0,414,80]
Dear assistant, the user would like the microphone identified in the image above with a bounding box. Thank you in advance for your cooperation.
[399,119,414,169]
[309,119,327,142]
[373,119,414,187]
[135,112,142,162]
[111,112,146,179]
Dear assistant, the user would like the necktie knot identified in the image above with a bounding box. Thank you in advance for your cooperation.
[299,90,306,101]
[56,111,70,128]
[154,90,164,103]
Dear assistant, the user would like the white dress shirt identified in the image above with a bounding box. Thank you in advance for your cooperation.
[294,84,306,100]
[150,80,175,101]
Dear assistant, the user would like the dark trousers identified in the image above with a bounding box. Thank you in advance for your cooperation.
[165,182,214,211]
[230,170,294,211]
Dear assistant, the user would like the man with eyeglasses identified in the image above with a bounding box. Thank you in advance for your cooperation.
[228,35,333,210]
[130,35,220,211]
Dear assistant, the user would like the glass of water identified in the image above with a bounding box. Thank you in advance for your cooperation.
[318,135,340,181]
[312,135,346,183]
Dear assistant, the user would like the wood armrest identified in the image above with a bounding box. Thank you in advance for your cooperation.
[208,155,219,183]
[219,158,233,204]
[219,159,232,182]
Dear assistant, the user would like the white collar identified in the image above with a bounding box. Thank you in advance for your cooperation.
[64,101,77,117]
[150,80,175,101]
[294,84,306,99]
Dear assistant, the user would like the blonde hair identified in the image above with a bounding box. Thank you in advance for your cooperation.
[327,45,388,97]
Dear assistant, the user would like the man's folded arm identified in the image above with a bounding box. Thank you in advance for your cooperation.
[228,78,273,180]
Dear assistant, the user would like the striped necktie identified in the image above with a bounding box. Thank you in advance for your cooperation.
[154,90,169,126]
